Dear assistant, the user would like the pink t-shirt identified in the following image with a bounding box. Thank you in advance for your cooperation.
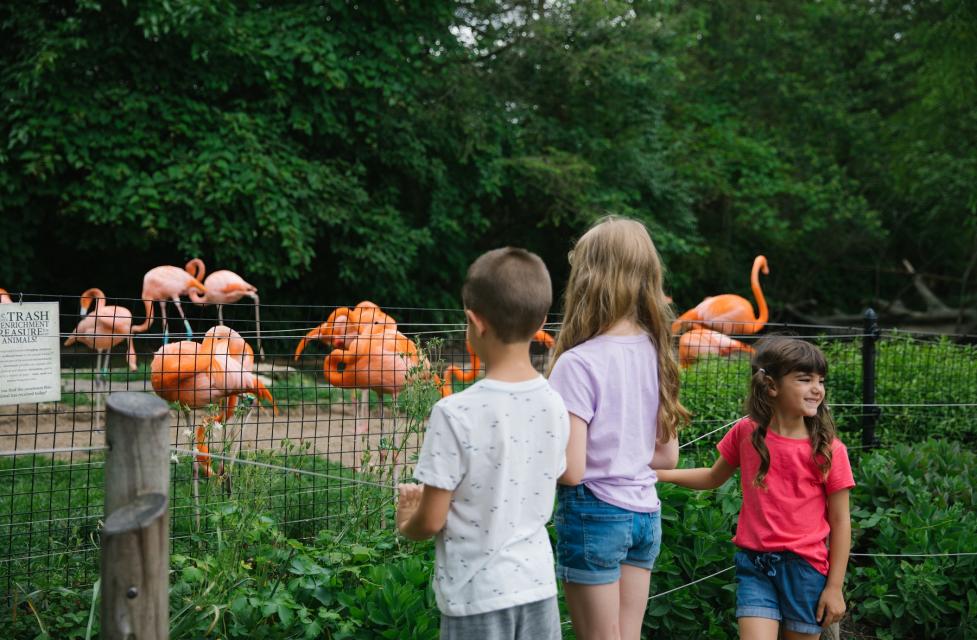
[717,417,855,575]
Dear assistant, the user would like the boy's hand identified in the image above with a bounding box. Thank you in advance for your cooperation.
[396,483,423,533]
[816,585,846,627]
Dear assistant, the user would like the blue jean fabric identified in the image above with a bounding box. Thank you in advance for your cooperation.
[734,549,827,635]
[554,484,662,585]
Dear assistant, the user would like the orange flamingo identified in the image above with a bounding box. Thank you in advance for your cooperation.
[64,288,145,375]
[150,328,274,478]
[0,288,12,304]
[132,258,207,344]
[678,328,754,368]
[189,269,264,360]
[294,301,397,358]
[672,255,770,335]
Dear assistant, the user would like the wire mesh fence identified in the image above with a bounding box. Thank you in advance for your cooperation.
[2,293,976,603]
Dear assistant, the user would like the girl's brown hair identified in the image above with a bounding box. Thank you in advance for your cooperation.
[746,335,837,488]
[547,216,690,442]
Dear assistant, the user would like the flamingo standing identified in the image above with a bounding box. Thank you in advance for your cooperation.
[672,255,770,335]
[189,269,264,360]
[0,288,12,304]
[132,259,207,344]
[150,327,274,523]
[64,288,142,374]
[678,328,754,368]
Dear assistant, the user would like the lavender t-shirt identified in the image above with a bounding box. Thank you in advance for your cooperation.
[548,334,662,513]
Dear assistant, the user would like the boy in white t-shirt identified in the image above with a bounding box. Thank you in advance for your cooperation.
[396,247,570,640]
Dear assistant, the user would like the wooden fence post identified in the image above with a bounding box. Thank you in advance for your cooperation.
[101,392,171,639]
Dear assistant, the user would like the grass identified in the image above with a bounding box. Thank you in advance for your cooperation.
[0,448,390,597]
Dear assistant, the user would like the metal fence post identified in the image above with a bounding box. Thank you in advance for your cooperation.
[101,392,170,639]
[861,308,881,448]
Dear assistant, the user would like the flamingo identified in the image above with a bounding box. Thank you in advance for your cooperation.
[678,328,754,368]
[672,255,770,335]
[64,288,143,375]
[189,269,264,360]
[150,327,275,520]
[132,258,207,344]
[0,288,12,304]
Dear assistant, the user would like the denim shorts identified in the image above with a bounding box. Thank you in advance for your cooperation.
[734,549,827,635]
[554,484,662,585]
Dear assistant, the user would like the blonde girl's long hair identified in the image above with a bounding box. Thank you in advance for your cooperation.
[546,216,690,441]
[746,336,837,488]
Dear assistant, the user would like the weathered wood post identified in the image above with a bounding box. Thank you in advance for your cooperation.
[101,392,171,639]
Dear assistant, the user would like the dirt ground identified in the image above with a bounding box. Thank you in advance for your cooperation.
[0,373,422,472]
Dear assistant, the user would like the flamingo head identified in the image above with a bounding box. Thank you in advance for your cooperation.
[755,255,769,276]
[79,288,106,315]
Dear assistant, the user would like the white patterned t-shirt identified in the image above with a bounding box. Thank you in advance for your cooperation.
[413,375,570,617]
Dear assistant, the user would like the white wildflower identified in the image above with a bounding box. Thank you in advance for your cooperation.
[182,429,193,439]
[212,421,223,432]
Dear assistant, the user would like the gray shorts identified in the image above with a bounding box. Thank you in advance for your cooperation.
[440,596,561,640]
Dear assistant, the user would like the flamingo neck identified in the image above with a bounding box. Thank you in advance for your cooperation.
[751,259,768,325]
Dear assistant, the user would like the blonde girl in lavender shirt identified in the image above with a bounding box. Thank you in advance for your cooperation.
[547,216,690,639]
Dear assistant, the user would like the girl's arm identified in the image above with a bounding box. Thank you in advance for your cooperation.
[650,431,679,470]
[817,489,851,626]
[559,413,587,485]
[656,456,736,490]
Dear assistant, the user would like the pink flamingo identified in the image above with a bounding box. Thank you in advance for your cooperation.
[673,255,770,335]
[0,288,12,304]
[151,326,275,515]
[132,259,207,344]
[678,328,754,368]
[189,269,264,360]
[64,288,144,375]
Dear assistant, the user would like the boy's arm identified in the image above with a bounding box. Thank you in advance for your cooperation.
[396,483,453,541]
[817,489,851,626]
[650,431,679,470]
[656,456,735,490]
[558,413,587,486]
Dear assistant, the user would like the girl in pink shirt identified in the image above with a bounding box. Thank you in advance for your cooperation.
[658,336,854,639]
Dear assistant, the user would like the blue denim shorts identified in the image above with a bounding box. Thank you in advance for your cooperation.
[734,549,827,635]
[554,484,662,585]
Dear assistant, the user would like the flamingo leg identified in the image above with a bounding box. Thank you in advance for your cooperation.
[172,297,193,338]
[182,405,201,531]
[217,304,224,325]
[252,293,264,362]
[355,389,370,435]
[161,301,170,345]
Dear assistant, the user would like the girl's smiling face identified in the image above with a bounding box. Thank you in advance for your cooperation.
[770,370,825,418]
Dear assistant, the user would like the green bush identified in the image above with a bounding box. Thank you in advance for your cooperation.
[679,335,977,449]
[646,439,977,639]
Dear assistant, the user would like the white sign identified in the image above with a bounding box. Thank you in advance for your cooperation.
[0,301,62,405]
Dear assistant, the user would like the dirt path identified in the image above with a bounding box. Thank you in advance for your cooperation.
[1,392,422,472]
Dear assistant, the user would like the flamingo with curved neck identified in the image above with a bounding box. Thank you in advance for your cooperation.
[64,288,146,373]
[132,259,207,343]
[672,255,770,335]
[189,269,264,359]
[678,327,754,368]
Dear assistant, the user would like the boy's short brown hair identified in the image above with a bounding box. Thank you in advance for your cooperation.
[462,248,552,343]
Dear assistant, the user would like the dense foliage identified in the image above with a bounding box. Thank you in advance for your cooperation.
[10,440,976,639]
[2,1,975,314]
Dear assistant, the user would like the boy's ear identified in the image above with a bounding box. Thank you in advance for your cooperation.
[465,309,487,336]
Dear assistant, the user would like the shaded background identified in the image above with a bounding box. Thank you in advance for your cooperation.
[2,0,975,327]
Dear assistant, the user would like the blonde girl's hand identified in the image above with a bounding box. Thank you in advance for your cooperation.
[396,483,423,533]
[816,584,846,627]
